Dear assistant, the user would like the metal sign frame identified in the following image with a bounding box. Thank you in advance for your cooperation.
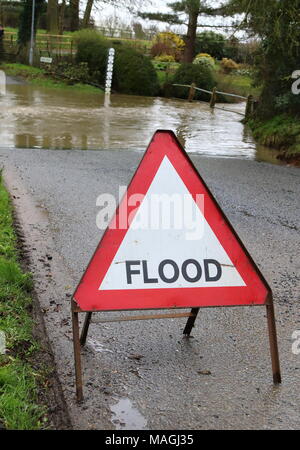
[71,130,281,402]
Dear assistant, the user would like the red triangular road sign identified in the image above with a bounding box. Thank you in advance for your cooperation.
[73,130,271,311]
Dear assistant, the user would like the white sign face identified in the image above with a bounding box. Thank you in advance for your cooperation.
[40,57,53,64]
[105,48,115,94]
[0,70,6,96]
[99,156,246,291]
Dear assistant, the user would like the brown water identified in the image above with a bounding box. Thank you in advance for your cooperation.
[0,78,282,164]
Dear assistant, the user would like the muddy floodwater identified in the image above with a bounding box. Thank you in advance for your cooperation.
[0,78,282,164]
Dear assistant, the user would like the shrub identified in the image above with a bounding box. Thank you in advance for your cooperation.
[75,30,159,96]
[151,32,185,62]
[151,42,172,58]
[75,29,109,85]
[196,53,214,60]
[171,63,216,101]
[193,54,215,71]
[154,54,175,63]
[114,47,159,96]
[47,62,90,84]
[220,58,239,74]
[195,32,226,60]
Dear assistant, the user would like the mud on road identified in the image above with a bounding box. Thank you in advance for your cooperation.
[1,147,299,430]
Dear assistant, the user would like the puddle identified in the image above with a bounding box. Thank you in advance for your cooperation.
[110,397,147,430]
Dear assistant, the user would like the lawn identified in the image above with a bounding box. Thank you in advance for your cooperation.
[1,63,103,93]
[215,72,261,99]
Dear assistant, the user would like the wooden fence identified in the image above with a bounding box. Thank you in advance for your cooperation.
[172,83,257,117]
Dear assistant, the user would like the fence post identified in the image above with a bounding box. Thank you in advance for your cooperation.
[245,94,254,119]
[210,87,217,108]
[188,83,196,102]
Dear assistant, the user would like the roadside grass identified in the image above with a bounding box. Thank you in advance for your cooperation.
[248,114,300,156]
[0,175,46,429]
[1,63,103,94]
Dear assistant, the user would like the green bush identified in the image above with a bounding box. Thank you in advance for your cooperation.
[154,54,175,63]
[193,55,215,71]
[195,32,226,60]
[47,61,90,84]
[171,63,216,101]
[75,30,159,96]
[220,58,239,74]
[75,29,109,85]
[114,47,159,96]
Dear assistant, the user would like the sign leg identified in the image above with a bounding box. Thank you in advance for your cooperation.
[266,298,281,384]
[80,312,93,346]
[183,308,199,336]
[71,301,84,402]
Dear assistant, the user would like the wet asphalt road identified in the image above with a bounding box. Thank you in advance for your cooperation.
[1,147,300,430]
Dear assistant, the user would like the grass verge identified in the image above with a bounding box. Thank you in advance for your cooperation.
[1,63,103,94]
[248,114,300,163]
[0,174,46,429]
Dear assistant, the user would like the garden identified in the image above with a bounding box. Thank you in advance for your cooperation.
[1,28,259,101]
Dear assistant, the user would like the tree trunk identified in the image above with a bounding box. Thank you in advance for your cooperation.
[182,10,198,63]
[83,0,94,28]
[58,0,66,35]
[47,0,59,34]
[18,0,44,47]
[182,8,198,63]
[69,0,79,31]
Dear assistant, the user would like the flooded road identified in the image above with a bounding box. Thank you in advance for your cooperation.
[0,77,281,164]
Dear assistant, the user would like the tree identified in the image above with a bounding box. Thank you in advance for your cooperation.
[18,0,45,46]
[195,31,226,59]
[140,1,221,63]
[179,0,203,62]
[0,1,24,28]
[58,0,66,34]
[82,0,149,31]
[69,0,79,31]
[223,0,300,117]
[47,0,58,33]
[82,0,94,28]
[132,22,146,40]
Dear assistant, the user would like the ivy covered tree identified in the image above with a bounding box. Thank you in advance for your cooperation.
[223,0,300,118]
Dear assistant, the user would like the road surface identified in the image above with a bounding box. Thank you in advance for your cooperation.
[0,146,299,430]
